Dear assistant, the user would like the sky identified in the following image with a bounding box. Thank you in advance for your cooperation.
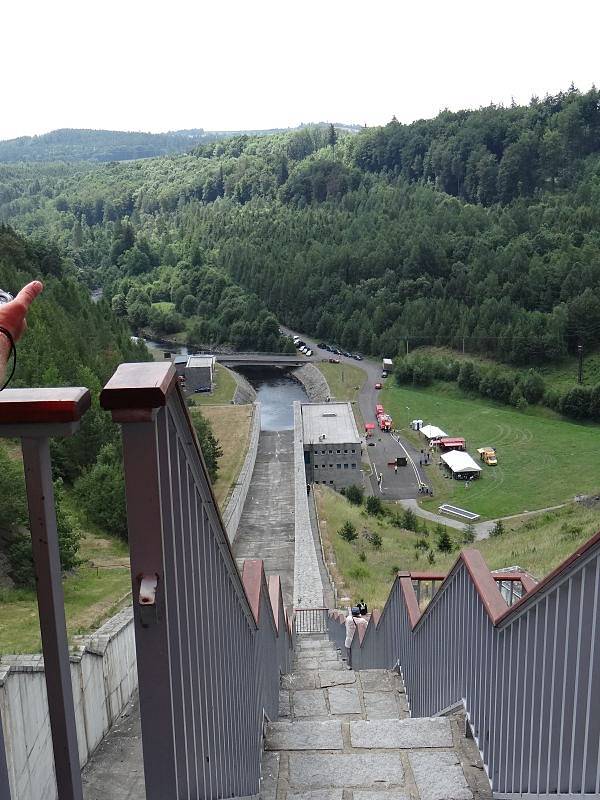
[1,0,598,140]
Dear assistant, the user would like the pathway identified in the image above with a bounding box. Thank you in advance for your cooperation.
[233,430,296,605]
[262,634,492,800]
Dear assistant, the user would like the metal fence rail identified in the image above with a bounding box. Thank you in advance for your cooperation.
[329,540,600,798]
[294,607,328,634]
[0,388,91,800]
[101,362,293,800]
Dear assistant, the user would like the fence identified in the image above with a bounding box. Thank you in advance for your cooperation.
[294,607,328,634]
[329,541,600,798]
[101,361,293,799]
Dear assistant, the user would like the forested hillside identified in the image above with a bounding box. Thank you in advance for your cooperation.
[0,129,207,163]
[1,88,600,373]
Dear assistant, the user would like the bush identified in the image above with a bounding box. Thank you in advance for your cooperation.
[358,550,367,562]
[520,370,545,404]
[363,529,382,550]
[74,444,128,539]
[8,481,81,587]
[402,507,418,531]
[191,411,223,482]
[427,550,436,564]
[490,519,505,537]
[416,537,429,551]
[338,520,358,542]
[462,522,476,544]
[345,485,364,506]
[436,526,453,553]
[559,386,592,419]
[365,495,383,516]
[349,565,370,579]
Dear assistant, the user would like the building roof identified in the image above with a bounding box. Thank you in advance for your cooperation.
[301,402,361,445]
[439,437,465,446]
[420,424,448,439]
[441,450,482,474]
[186,355,215,369]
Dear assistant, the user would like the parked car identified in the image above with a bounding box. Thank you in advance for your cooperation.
[306,349,313,357]
[375,382,382,389]
[332,348,342,355]
[318,342,326,349]
[354,354,363,361]
[329,357,340,364]
[381,371,388,378]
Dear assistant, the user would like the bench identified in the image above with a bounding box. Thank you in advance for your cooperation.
[438,503,480,521]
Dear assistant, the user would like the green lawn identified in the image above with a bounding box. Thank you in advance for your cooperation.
[151,301,175,313]
[382,381,600,519]
[0,510,131,654]
[315,485,600,609]
[317,361,366,402]
[191,404,253,508]
[188,363,237,406]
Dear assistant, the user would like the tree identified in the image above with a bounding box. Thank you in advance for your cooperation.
[345,485,364,505]
[365,495,383,516]
[338,520,358,542]
[490,519,505,537]
[191,411,222,482]
[559,386,591,419]
[462,522,476,544]
[402,507,418,531]
[436,525,453,553]
[328,124,338,158]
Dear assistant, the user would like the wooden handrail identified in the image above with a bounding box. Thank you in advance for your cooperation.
[100,361,177,411]
[0,387,90,424]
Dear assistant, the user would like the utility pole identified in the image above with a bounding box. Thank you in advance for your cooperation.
[406,338,409,356]
[577,343,584,385]
[462,336,465,355]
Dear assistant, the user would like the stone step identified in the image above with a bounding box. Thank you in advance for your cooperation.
[266,720,343,751]
[288,752,405,789]
[350,718,453,749]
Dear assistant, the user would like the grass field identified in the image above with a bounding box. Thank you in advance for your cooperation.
[315,485,600,609]
[192,404,253,507]
[0,506,131,654]
[189,363,237,406]
[382,381,600,519]
[317,361,366,402]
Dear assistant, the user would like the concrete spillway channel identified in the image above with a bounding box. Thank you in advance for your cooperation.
[233,430,296,607]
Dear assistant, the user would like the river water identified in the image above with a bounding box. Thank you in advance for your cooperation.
[235,367,308,431]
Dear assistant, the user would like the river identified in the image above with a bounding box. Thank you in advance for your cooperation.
[234,367,308,431]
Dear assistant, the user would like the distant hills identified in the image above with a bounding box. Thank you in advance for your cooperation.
[0,124,362,163]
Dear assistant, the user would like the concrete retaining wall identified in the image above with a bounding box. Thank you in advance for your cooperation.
[292,401,324,608]
[223,401,261,544]
[232,370,257,404]
[292,363,331,402]
[0,607,137,800]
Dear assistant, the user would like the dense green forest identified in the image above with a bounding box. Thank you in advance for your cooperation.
[0,226,221,585]
[1,88,600,380]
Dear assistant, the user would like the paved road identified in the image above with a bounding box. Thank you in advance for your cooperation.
[280,327,429,501]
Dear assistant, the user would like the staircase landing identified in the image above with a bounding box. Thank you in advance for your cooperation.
[262,635,491,800]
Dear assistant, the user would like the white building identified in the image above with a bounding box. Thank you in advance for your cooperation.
[300,402,362,489]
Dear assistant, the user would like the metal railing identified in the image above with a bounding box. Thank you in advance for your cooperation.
[294,607,329,634]
[328,541,600,798]
[0,387,92,800]
[101,361,293,799]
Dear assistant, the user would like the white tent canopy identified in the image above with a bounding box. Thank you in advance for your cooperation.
[441,450,482,474]
[420,424,448,440]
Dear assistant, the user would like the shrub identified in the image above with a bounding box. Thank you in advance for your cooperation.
[427,550,436,564]
[436,526,453,553]
[416,537,429,551]
[402,507,418,531]
[490,519,505,537]
[390,564,400,575]
[358,550,367,562]
[462,522,476,544]
[345,485,364,506]
[363,530,382,550]
[74,444,128,539]
[365,495,383,516]
[559,386,592,419]
[349,565,370,579]
[520,370,545,404]
[338,520,358,542]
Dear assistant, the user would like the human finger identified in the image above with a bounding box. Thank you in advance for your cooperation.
[13,281,43,311]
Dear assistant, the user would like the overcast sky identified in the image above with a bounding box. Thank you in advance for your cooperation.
[2,0,598,140]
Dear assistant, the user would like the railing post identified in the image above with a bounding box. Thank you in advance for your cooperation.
[0,387,90,800]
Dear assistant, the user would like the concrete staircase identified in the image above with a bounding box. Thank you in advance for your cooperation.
[261,634,491,800]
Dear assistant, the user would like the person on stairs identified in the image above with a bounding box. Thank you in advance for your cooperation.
[344,606,367,669]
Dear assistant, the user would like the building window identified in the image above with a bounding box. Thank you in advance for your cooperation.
[328,449,333,454]
[336,449,341,454]
[337,464,341,469]
[351,463,357,469]
[351,449,356,454]
[344,463,349,469]
[344,449,348,453]
[314,464,318,469]
[321,449,326,455]
[330,480,334,484]
[329,464,334,468]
